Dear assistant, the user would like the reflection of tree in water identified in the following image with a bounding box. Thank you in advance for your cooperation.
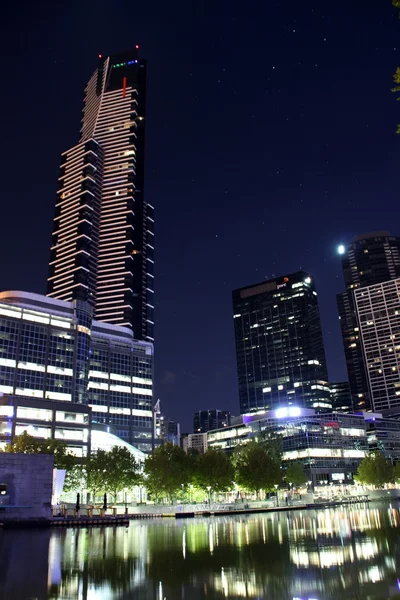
[43,507,400,600]
[48,556,142,599]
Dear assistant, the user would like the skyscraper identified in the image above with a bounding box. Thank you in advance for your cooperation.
[47,49,154,343]
[354,279,400,413]
[337,232,400,411]
[232,271,331,415]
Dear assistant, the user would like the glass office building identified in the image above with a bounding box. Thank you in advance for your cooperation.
[330,381,352,413]
[0,291,153,452]
[233,271,331,415]
[207,408,368,485]
[337,232,400,411]
[0,396,90,456]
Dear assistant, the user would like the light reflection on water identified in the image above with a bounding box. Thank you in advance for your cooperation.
[1,504,400,599]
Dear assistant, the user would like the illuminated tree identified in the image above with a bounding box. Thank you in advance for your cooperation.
[233,439,281,496]
[355,452,393,488]
[285,462,308,487]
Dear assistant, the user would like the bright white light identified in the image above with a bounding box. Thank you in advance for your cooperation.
[275,407,288,419]
[304,277,311,284]
[337,244,345,255]
[289,407,301,417]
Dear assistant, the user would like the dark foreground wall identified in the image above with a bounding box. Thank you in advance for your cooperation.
[0,453,53,520]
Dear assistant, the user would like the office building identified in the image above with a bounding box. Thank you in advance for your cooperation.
[193,409,231,433]
[0,395,90,457]
[47,48,154,342]
[330,381,352,413]
[233,271,331,415]
[207,408,368,486]
[337,232,400,411]
[0,291,153,452]
[354,279,400,413]
[363,412,400,462]
[182,433,208,454]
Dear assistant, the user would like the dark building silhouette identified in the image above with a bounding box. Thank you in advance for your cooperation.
[193,409,231,433]
[330,381,352,413]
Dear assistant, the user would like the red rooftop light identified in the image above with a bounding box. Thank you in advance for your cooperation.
[98,54,102,58]
[135,45,139,49]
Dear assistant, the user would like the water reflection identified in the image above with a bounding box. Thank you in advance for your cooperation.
[1,504,400,599]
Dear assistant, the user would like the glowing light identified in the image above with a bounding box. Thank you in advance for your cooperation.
[98,54,102,58]
[135,44,139,49]
[338,244,345,255]
[304,277,311,284]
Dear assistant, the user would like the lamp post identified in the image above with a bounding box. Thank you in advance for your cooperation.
[274,484,279,507]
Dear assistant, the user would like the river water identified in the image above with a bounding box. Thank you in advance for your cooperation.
[1,503,400,599]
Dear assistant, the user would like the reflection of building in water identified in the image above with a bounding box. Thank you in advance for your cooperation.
[2,507,394,600]
[208,408,368,485]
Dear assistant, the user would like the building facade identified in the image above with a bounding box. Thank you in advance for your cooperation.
[0,291,153,452]
[193,409,231,433]
[183,433,208,454]
[47,48,154,342]
[337,232,400,411]
[363,412,400,462]
[354,279,400,413]
[330,381,352,413]
[233,271,331,415]
[207,408,368,485]
[0,395,90,457]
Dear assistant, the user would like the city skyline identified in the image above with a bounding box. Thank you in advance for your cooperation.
[1,0,399,430]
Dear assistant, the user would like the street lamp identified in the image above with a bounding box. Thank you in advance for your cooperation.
[274,484,279,507]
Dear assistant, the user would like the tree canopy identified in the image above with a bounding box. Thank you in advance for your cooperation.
[285,462,308,487]
[144,442,189,502]
[233,438,281,495]
[194,449,234,496]
[355,452,393,488]
[102,446,141,502]
[6,431,76,470]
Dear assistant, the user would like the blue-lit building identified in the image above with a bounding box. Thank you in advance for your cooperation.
[207,407,368,486]
[0,291,153,452]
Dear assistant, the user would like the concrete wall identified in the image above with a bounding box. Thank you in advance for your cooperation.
[0,454,54,520]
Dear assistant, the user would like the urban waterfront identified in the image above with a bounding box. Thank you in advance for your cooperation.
[1,504,400,599]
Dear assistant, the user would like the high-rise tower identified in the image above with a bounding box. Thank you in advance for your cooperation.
[337,232,400,411]
[233,271,331,415]
[47,49,154,342]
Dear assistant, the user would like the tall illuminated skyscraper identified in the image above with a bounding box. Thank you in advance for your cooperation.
[47,48,154,342]
[337,232,400,411]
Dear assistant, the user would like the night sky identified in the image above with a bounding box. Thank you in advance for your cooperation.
[0,0,399,431]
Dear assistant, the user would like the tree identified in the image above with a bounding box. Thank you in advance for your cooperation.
[355,452,393,488]
[144,443,189,502]
[233,440,281,497]
[285,462,307,488]
[195,449,234,499]
[6,431,76,469]
[84,449,109,500]
[103,446,141,503]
